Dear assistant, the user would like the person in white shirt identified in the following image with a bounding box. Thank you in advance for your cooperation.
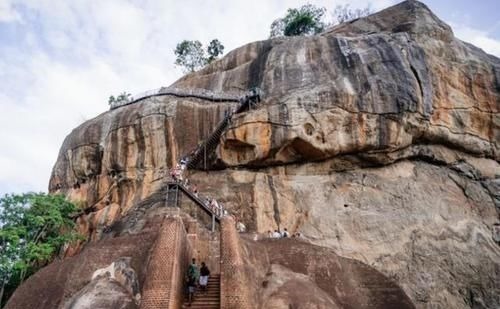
[174,164,182,181]
[180,158,187,171]
[236,221,246,233]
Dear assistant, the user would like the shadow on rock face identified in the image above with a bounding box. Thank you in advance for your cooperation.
[244,238,416,309]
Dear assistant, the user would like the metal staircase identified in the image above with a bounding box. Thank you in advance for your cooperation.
[165,87,262,228]
[186,88,262,170]
[166,181,221,231]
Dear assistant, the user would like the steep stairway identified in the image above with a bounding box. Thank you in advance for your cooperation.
[165,181,222,220]
[187,115,232,169]
[186,88,262,170]
[186,274,221,309]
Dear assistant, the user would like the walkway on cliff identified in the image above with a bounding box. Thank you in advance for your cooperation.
[185,87,262,169]
[157,87,263,308]
[165,87,262,224]
[109,86,245,110]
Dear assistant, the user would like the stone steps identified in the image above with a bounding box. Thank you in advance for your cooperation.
[184,275,220,309]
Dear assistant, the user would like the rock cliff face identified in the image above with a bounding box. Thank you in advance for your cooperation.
[16,0,500,308]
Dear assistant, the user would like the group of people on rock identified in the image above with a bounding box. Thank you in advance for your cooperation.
[267,228,301,239]
[186,258,211,306]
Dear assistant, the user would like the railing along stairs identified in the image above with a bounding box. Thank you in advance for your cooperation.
[109,86,243,110]
[166,180,223,231]
[164,87,262,229]
[186,88,262,169]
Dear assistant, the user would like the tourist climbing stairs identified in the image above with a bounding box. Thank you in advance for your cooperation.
[186,274,221,309]
[166,181,222,221]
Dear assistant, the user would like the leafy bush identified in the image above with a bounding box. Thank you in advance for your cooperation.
[270,4,326,37]
[269,3,373,38]
[0,193,81,307]
[108,92,131,106]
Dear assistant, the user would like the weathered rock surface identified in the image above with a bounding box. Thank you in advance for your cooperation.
[5,229,158,309]
[241,237,416,309]
[174,0,499,167]
[15,0,498,308]
[50,97,235,225]
[189,158,500,308]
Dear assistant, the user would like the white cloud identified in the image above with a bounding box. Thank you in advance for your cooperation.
[6,0,462,197]
[450,23,500,57]
[0,0,21,23]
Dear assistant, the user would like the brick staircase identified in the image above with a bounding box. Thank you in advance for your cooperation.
[185,274,221,308]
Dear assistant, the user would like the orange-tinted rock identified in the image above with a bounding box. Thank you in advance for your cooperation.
[36,1,500,308]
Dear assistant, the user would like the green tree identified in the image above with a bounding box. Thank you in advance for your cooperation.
[174,39,225,73]
[332,4,372,25]
[174,40,207,73]
[270,4,326,37]
[108,92,131,106]
[206,39,224,63]
[0,193,80,307]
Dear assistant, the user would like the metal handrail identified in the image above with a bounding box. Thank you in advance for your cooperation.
[167,181,223,220]
[109,86,248,110]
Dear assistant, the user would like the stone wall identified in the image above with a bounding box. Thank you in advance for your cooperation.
[220,216,253,309]
[140,216,193,309]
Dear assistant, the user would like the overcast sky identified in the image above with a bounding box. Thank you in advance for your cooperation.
[0,0,499,197]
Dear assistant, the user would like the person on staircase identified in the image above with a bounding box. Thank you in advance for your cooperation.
[199,262,210,293]
[186,274,196,306]
[210,198,220,216]
[236,220,246,233]
[180,157,187,171]
[186,258,199,306]
[175,164,183,182]
[170,168,177,182]
[282,228,290,238]
[192,184,199,197]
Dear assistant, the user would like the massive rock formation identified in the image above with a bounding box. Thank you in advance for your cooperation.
[8,1,499,308]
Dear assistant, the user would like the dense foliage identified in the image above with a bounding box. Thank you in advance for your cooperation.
[0,193,80,307]
[174,39,225,73]
[108,92,131,106]
[206,39,225,63]
[270,4,326,37]
[270,3,372,38]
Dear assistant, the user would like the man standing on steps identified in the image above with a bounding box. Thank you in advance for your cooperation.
[186,274,196,306]
[187,258,199,306]
[199,262,210,293]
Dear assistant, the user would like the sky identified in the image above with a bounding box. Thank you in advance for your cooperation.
[0,0,499,197]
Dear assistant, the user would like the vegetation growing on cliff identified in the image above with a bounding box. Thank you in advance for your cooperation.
[270,4,326,37]
[270,3,372,37]
[174,39,225,73]
[108,92,131,106]
[0,193,80,307]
